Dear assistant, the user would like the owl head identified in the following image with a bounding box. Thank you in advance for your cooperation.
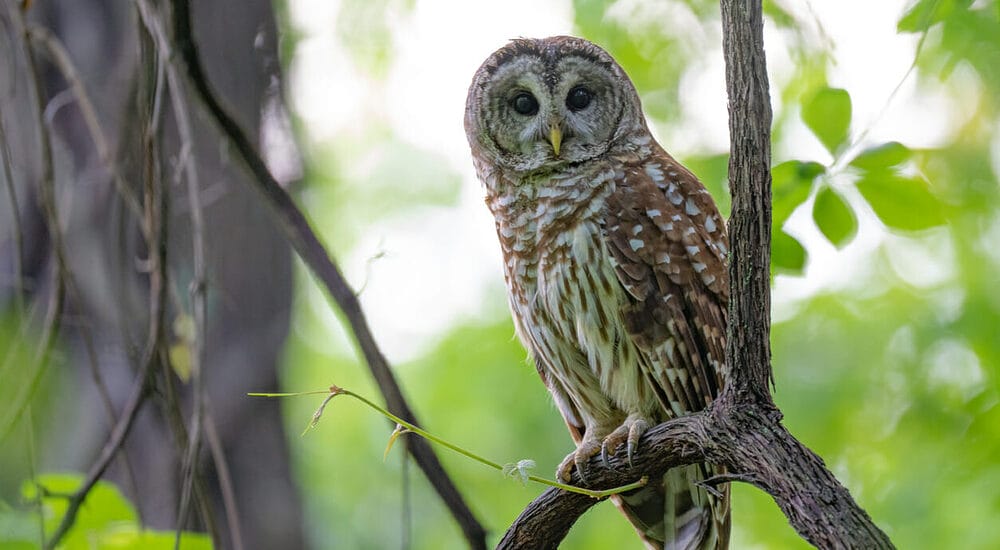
[465,36,646,176]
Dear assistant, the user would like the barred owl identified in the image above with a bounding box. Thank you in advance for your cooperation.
[465,36,730,549]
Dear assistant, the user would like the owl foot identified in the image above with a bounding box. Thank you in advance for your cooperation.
[556,437,603,484]
[600,415,650,469]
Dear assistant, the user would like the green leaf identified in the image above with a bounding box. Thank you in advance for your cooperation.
[772,230,807,275]
[897,0,967,33]
[802,87,852,155]
[383,423,411,461]
[28,474,135,537]
[763,0,798,29]
[16,474,212,549]
[849,142,912,171]
[813,187,857,248]
[856,172,946,231]
[100,528,212,549]
[772,160,825,229]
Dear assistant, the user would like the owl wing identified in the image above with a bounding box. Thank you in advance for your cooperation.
[601,150,731,549]
[602,150,729,418]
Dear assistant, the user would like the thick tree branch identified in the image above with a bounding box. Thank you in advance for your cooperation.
[497,415,711,549]
[705,407,892,548]
[499,405,893,549]
[499,1,895,548]
[159,0,488,547]
[721,0,775,401]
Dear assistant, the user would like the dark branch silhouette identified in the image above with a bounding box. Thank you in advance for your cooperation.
[163,0,489,547]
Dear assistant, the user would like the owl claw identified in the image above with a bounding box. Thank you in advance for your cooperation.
[559,417,652,483]
[625,417,649,467]
[602,416,651,469]
[557,438,602,484]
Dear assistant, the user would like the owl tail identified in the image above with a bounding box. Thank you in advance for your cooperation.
[611,463,731,550]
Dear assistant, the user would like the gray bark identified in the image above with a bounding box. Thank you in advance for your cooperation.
[1,1,300,547]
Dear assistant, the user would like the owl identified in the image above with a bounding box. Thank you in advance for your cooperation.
[465,36,730,549]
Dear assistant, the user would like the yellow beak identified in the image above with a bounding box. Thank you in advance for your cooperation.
[549,124,562,157]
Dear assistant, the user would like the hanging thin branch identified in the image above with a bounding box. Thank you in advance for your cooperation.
[44,30,171,546]
[130,3,214,546]
[160,0,488,547]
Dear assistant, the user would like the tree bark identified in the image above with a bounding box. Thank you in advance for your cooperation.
[1,1,301,547]
[498,1,895,547]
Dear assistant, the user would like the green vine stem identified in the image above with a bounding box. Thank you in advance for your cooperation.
[249,386,648,499]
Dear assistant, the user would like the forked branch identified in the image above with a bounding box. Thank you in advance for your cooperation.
[498,0,894,548]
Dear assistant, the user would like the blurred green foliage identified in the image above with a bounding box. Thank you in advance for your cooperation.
[0,474,210,549]
[772,160,824,273]
[812,186,856,248]
[1,0,992,547]
[802,87,852,155]
[278,0,1000,549]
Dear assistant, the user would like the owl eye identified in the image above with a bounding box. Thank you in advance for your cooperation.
[511,92,539,116]
[566,86,593,111]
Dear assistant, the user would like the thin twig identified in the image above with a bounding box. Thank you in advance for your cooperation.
[13,43,106,422]
[0,0,65,447]
[0,269,64,443]
[25,407,45,547]
[203,404,245,550]
[41,231,160,534]
[158,346,221,546]
[400,441,411,550]
[830,15,931,172]
[43,16,172,544]
[24,21,146,509]
[0,107,25,312]
[163,0,487,545]
[130,3,211,546]
[141,13,219,540]
[26,26,143,219]
[258,387,650,500]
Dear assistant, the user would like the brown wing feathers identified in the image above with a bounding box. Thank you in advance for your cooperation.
[603,154,729,418]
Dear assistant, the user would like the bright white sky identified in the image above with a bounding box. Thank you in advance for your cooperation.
[285,0,964,363]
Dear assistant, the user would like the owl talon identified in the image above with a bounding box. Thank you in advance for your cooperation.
[557,438,602,484]
[469,36,732,549]
[626,417,649,467]
[603,416,650,469]
[600,442,613,469]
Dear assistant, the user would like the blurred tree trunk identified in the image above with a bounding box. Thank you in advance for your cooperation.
[0,1,302,547]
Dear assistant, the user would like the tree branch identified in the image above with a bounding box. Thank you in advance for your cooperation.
[0,0,65,447]
[499,401,893,549]
[497,415,711,549]
[160,0,487,547]
[44,19,170,543]
[721,0,775,401]
[130,2,215,544]
[499,1,895,547]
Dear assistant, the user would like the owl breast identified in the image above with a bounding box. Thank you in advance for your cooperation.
[487,166,660,430]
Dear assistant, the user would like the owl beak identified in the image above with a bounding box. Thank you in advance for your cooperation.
[548,124,563,157]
